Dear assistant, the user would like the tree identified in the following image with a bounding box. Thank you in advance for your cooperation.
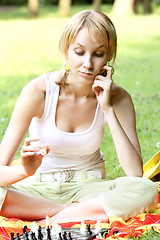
[59,0,72,17]
[112,0,136,16]
[92,0,102,10]
[112,0,152,16]
[28,0,39,18]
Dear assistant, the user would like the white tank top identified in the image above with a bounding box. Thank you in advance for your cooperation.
[29,71,107,173]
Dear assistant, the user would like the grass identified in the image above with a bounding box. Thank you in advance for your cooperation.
[0,4,160,177]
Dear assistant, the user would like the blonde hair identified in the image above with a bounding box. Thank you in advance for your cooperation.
[56,10,117,86]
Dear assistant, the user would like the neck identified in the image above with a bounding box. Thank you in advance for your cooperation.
[64,74,96,99]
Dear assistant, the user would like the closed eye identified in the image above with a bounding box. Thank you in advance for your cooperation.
[75,51,84,56]
[94,52,104,57]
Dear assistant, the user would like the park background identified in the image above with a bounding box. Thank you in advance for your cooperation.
[0,0,160,179]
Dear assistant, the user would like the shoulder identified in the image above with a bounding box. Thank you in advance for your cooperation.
[18,75,47,118]
[111,83,136,122]
[111,83,134,109]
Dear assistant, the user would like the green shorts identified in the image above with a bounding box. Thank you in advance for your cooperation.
[0,174,158,220]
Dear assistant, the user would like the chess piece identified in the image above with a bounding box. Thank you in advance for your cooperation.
[46,226,52,240]
[24,231,29,240]
[23,225,28,233]
[86,224,92,236]
[45,215,50,229]
[31,221,37,233]
[80,219,86,236]
[57,232,63,240]
[16,232,20,240]
[52,220,62,237]
[68,232,73,240]
[62,231,68,240]
[10,232,14,240]
[30,231,37,240]
[37,225,43,240]
[94,220,102,234]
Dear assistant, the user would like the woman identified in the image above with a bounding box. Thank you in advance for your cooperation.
[0,10,158,223]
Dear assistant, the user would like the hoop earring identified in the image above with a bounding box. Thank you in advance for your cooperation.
[64,63,70,74]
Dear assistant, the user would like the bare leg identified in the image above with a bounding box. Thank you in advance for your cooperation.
[0,189,68,220]
[38,197,108,224]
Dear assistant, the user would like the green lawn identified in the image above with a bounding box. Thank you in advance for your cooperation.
[0,4,160,179]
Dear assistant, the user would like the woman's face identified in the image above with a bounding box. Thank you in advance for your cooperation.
[67,28,108,83]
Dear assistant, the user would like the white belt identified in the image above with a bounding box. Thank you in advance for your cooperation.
[39,169,103,182]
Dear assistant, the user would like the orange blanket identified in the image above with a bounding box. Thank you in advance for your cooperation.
[1,195,160,240]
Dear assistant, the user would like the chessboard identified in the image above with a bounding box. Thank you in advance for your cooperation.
[10,223,108,240]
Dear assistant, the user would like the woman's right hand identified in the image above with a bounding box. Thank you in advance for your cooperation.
[20,137,50,177]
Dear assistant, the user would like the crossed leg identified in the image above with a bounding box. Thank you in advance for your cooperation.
[0,189,67,220]
[0,189,108,222]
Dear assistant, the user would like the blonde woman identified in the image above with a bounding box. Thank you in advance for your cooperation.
[0,10,158,222]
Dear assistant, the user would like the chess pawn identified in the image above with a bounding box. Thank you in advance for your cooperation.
[62,231,68,240]
[68,232,73,240]
[16,232,20,240]
[57,232,63,240]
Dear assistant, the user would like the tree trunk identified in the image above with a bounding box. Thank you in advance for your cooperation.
[112,0,136,16]
[59,0,72,17]
[28,0,39,18]
[143,0,152,14]
[92,0,102,10]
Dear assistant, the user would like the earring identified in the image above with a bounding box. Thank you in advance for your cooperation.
[64,63,70,74]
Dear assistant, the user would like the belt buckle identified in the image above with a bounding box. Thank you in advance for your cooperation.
[60,170,75,182]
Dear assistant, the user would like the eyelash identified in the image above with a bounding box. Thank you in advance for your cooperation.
[75,52,104,57]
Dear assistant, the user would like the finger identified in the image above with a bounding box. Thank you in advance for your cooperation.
[93,79,112,90]
[21,145,40,153]
[20,151,35,158]
[102,65,113,79]
[24,137,40,146]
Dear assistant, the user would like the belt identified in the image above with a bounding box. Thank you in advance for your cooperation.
[39,169,103,182]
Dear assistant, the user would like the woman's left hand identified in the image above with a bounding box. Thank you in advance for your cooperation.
[92,65,113,112]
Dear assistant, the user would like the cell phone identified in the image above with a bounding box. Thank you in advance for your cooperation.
[101,69,107,77]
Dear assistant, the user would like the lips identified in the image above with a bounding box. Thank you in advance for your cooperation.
[79,71,93,78]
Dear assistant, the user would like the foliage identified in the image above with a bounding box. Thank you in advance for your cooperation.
[0,0,27,5]
[0,0,114,6]
[0,4,160,174]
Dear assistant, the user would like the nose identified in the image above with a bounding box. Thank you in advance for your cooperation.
[83,54,93,70]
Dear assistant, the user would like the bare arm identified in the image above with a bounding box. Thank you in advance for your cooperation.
[106,88,143,176]
[0,76,47,186]
[92,65,143,177]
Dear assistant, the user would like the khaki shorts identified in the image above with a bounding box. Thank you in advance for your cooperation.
[0,174,158,220]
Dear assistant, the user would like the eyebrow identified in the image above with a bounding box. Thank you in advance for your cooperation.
[75,43,105,49]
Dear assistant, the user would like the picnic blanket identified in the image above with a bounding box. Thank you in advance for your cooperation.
[1,195,160,240]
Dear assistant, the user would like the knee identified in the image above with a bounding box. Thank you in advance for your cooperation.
[0,187,7,214]
[140,178,158,209]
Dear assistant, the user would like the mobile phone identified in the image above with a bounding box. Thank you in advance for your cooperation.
[101,69,107,77]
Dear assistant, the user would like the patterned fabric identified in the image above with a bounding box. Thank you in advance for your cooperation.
[0,195,160,239]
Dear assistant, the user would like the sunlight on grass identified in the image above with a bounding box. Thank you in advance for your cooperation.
[0,4,160,178]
